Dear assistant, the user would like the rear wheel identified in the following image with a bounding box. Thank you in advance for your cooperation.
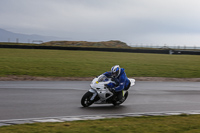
[112,91,128,106]
[81,91,94,107]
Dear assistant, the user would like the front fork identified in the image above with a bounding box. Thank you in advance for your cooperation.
[89,88,97,101]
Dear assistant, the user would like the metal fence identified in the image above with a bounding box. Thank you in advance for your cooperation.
[129,44,200,50]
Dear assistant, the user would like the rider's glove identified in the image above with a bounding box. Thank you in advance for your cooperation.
[111,78,115,81]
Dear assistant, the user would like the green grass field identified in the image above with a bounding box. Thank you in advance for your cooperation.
[0,48,199,78]
[1,115,200,133]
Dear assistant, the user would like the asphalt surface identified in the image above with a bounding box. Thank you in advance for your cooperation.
[0,81,200,121]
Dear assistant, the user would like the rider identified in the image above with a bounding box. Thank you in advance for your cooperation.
[102,65,131,102]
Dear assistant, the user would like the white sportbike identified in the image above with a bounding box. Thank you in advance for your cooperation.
[81,75,135,107]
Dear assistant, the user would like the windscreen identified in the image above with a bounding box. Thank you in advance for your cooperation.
[97,75,108,82]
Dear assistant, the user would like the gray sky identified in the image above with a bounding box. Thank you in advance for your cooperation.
[1,0,200,46]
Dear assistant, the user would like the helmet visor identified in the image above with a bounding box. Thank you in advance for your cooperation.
[112,70,119,77]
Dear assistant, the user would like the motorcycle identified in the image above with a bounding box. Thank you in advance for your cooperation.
[81,75,135,107]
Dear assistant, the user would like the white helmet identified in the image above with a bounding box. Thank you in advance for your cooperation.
[111,65,121,78]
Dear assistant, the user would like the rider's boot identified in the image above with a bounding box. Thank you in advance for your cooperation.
[115,96,125,104]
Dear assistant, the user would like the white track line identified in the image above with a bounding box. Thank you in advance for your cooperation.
[1,110,200,126]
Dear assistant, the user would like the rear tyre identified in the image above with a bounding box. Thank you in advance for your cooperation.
[81,91,94,107]
[112,91,128,106]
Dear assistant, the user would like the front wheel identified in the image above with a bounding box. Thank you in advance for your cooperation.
[81,91,94,107]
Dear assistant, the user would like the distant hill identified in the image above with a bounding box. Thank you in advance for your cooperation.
[0,28,129,47]
[42,40,129,48]
[0,28,62,43]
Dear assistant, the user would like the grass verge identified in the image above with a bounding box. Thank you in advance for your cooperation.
[0,48,200,78]
[1,115,200,133]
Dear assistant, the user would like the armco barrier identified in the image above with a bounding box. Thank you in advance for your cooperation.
[0,44,200,55]
[173,50,200,55]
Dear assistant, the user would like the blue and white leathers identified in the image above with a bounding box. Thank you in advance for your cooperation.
[81,71,135,107]
[103,68,130,92]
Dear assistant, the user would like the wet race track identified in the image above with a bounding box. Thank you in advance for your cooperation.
[0,81,200,120]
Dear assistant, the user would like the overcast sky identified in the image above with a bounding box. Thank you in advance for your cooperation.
[1,0,200,46]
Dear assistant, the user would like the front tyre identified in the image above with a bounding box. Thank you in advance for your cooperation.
[81,91,94,107]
